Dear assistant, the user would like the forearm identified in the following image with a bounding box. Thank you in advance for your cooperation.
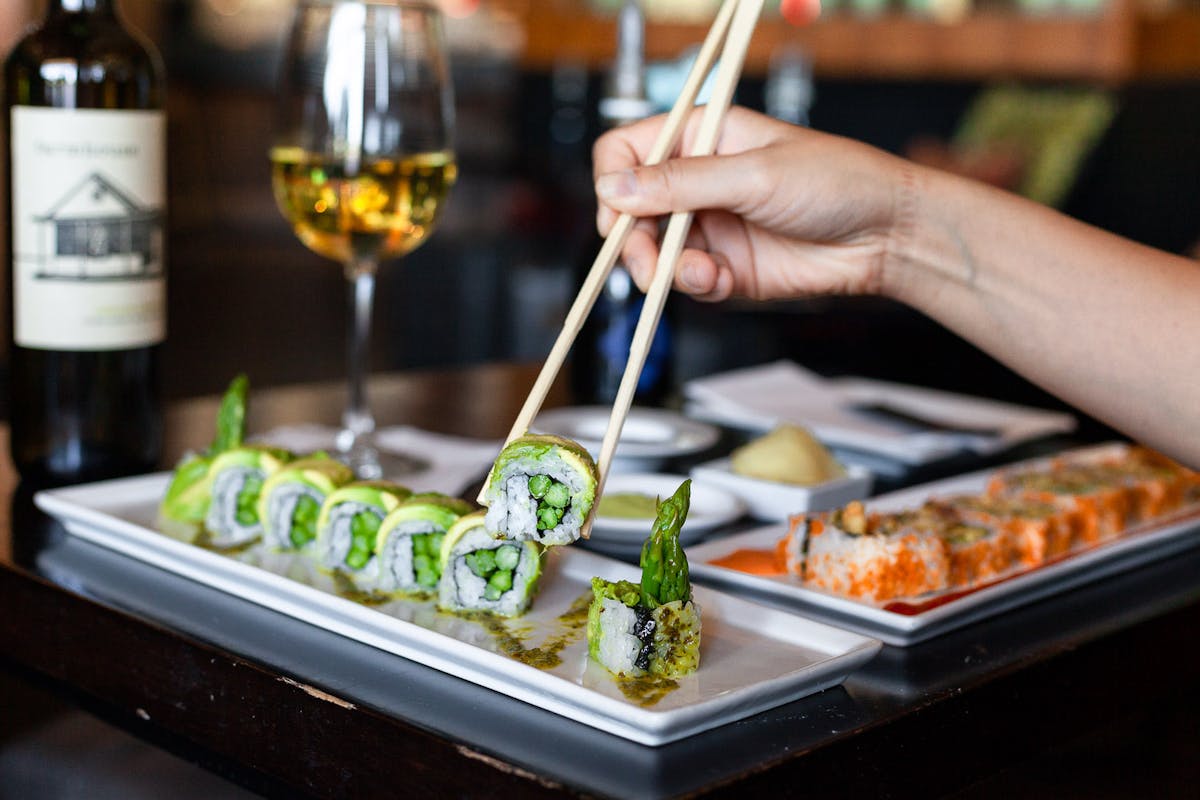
[884,164,1200,467]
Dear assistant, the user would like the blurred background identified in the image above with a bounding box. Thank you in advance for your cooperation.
[2,0,1199,426]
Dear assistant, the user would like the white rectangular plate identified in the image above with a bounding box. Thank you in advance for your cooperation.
[35,473,881,746]
[689,454,1200,646]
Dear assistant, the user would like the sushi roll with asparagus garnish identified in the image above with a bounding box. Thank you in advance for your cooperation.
[158,374,250,540]
[258,454,355,552]
[438,511,542,617]
[375,493,475,597]
[483,433,598,546]
[587,480,702,679]
[314,481,412,579]
[201,444,294,549]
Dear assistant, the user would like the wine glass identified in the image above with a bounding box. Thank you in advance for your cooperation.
[271,0,455,479]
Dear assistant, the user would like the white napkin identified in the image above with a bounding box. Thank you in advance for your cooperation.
[256,424,501,497]
[684,360,1076,465]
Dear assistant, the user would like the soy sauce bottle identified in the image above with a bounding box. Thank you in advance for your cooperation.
[4,0,166,485]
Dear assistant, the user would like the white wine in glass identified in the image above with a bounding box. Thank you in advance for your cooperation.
[271,1,455,478]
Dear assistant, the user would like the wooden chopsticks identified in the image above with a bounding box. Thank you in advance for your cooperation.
[480,0,765,511]
[583,0,765,533]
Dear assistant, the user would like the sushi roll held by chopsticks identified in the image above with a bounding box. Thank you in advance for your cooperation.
[482,434,598,546]
[438,510,542,617]
[587,479,701,679]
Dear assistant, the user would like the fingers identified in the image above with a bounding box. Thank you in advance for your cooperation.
[596,151,763,221]
[620,224,661,289]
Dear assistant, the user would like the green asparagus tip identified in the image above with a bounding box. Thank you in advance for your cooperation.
[639,479,692,608]
[210,373,250,455]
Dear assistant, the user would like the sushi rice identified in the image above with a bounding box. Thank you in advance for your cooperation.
[438,511,542,617]
[483,434,598,546]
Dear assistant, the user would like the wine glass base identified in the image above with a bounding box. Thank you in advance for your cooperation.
[334,428,430,480]
[349,447,431,481]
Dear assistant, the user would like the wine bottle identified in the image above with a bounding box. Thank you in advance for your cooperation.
[4,0,166,486]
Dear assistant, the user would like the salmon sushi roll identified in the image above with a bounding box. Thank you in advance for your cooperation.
[930,494,1073,570]
[987,462,1130,546]
[799,501,951,604]
[919,498,1016,587]
[1095,447,1198,523]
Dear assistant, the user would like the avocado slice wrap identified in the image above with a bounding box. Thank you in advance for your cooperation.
[201,445,294,549]
[258,454,355,551]
[314,480,411,579]
[483,433,598,546]
[158,374,250,536]
[438,511,542,617]
[374,493,475,597]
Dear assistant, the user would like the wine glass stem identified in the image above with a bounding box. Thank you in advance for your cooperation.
[342,258,379,475]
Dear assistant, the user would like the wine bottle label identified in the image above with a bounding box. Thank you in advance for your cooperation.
[10,106,166,350]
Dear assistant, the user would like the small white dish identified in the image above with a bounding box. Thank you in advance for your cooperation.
[689,458,873,522]
[588,473,746,557]
[533,406,720,472]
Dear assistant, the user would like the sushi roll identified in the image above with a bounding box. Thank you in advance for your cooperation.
[930,494,1073,571]
[798,501,951,603]
[587,480,701,679]
[159,374,250,539]
[438,511,542,617]
[314,481,412,580]
[202,445,294,549]
[482,434,598,546]
[1090,446,1199,523]
[375,493,474,597]
[920,497,1018,587]
[987,458,1132,545]
[258,455,355,552]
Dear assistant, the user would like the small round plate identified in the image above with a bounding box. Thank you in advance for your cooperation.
[533,406,720,469]
[586,473,746,558]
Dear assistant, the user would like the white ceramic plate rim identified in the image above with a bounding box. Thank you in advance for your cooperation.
[532,406,720,460]
[35,473,880,746]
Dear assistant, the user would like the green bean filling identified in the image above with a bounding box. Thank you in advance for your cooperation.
[289,493,322,548]
[464,544,522,601]
[346,511,382,570]
[411,531,445,588]
[528,474,571,531]
[234,475,264,527]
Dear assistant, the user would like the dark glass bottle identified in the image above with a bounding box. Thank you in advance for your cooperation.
[571,0,673,407]
[4,0,166,486]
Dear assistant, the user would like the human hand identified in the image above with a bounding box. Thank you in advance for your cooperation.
[593,106,909,302]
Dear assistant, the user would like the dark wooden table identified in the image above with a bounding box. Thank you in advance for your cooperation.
[2,364,1198,799]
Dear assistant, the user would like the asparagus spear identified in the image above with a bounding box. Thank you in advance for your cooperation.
[208,373,249,455]
[160,374,250,524]
[639,479,692,608]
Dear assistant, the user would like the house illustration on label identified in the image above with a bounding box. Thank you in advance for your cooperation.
[33,172,162,281]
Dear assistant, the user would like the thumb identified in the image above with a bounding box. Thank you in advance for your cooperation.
[595,153,759,218]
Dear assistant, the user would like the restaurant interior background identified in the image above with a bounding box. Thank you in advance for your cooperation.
[3,0,1200,424]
